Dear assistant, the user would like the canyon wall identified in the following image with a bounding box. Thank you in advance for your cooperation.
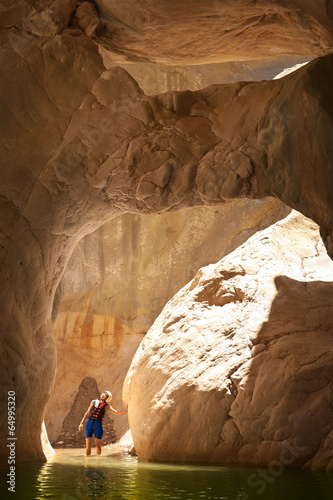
[0,0,332,464]
[124,212,333,469]
[46,199,289,444]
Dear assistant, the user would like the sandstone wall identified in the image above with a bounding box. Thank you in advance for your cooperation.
[47,198,289,443]
[1,0,333,464]
[124,212,333,470]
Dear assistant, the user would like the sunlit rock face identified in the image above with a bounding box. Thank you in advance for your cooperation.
[0,0,333,464]
[124,212,333,469]
[46,199,289,444]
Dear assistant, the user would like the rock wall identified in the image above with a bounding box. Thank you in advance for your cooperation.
[0,29,106,464]
[46,198,289,444]
[124,212,333,469]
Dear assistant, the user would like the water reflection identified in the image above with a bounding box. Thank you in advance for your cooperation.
[76,462,104,498]
[5,448,333,500]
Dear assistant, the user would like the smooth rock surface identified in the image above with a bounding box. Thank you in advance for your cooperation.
[41,421,55,460]
[46,198,289,443]
[124,212,333,469]
[0,30,106,464]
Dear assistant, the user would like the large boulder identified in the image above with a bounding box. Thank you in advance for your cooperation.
[124,212,333,469]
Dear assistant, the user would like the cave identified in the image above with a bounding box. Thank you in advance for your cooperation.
[0,0,333,471]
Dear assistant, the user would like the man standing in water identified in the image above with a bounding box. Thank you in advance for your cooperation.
[78,391,128,456]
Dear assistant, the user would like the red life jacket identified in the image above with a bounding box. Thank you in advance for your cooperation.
[88,400,107,421]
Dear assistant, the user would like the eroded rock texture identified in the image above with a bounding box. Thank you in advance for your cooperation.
[124,212,333,469]
[0,0,333,464]
[92,0,333,63]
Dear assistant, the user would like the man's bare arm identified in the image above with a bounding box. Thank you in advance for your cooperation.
[78,400,94,430]
[107,404,128,416]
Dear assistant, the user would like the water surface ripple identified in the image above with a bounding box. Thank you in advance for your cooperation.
[2,448,333,500]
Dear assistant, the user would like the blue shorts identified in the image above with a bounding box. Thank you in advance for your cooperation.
[85,419,104,439]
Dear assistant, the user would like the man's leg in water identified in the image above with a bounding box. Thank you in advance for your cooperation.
[95,438,102,455]
[86,437,92,456]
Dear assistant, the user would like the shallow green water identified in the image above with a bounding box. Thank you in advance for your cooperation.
[1,448,333,500]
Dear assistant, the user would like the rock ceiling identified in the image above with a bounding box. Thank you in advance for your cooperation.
[92,0,333,63]
[2,1,332,63]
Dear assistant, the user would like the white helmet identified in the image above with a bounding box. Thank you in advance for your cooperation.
[104,390,112,404]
